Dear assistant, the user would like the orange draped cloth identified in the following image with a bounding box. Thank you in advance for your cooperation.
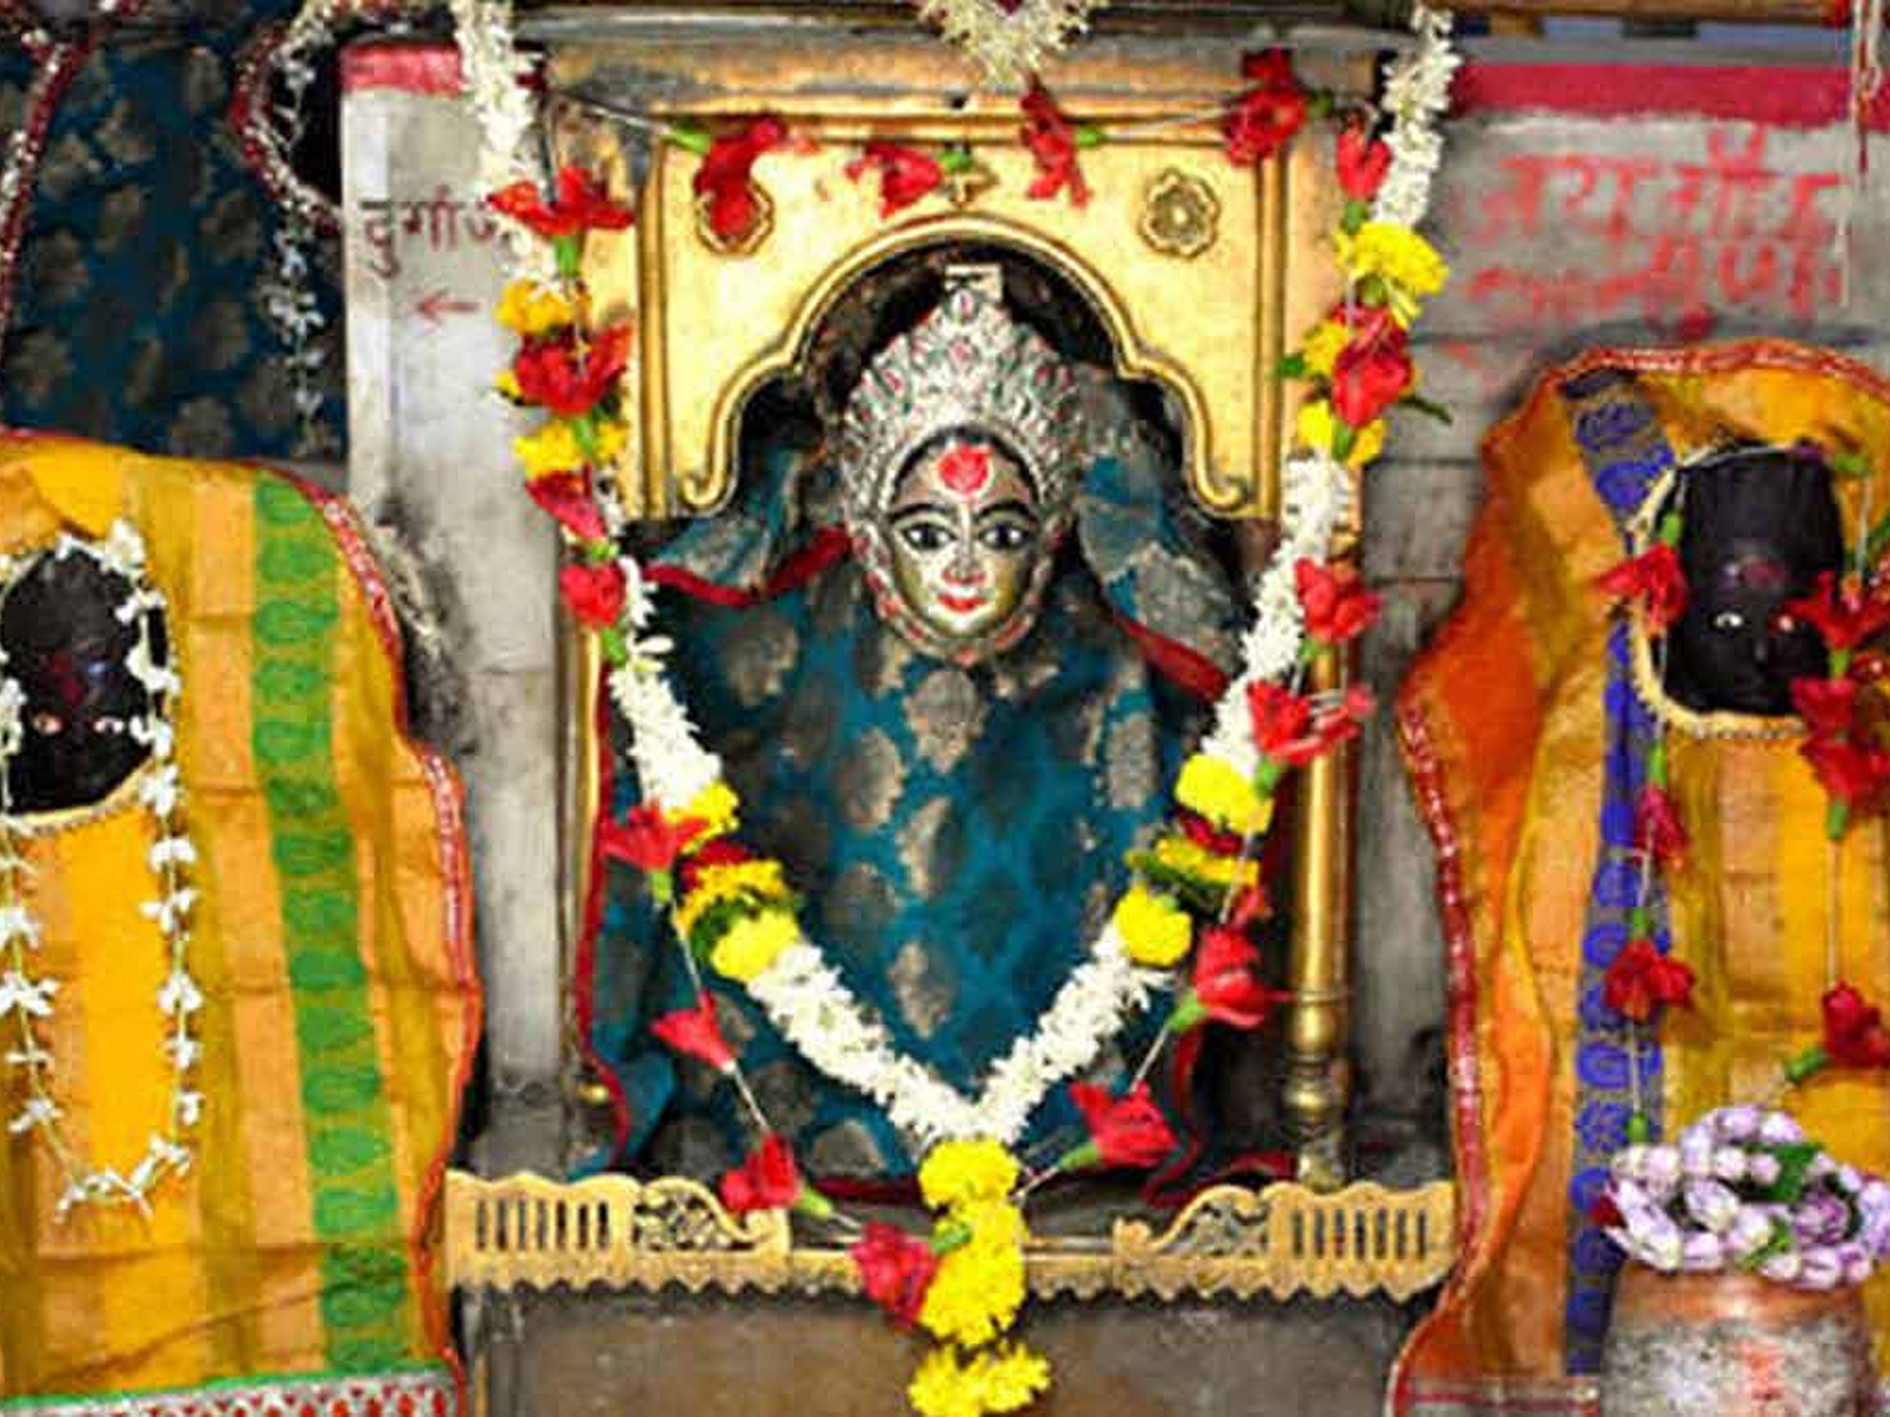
[0,435,479,1415]
[1392,342,1890,1415]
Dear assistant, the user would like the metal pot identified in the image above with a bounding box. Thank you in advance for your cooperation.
[1601,1264,1875,1416]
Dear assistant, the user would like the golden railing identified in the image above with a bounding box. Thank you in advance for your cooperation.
[445,1169,1457,1305]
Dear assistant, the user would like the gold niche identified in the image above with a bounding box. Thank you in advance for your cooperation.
[555,37,1351,522]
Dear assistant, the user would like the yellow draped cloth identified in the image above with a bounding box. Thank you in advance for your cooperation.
[1392,342,1890,1414]
[0,435,479,1415]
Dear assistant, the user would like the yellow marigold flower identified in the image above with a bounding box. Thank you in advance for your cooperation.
[908,1343,1052,1417]
[1112,884,1193,968]
[1339,222,1449,298]
[1300,319,1350,380]
[593,416,629,466]
[683,781,740,840]
[1152,835,1260,892]
[919,1226,1026,1346]
[971,1344,1052,1414]
[514,420,586,478]
[494,370,523,401]
[1175,754,1271,836]
[673,859,791,936]
[496,278,574,337]
[708,907,798,983]
[919,1139,1018,1210]
[1296,399,1386,470]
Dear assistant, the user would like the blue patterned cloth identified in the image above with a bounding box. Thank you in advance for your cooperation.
[587,407,1240,1181]
[2,10,344,459]
[1558,371,1677,1373]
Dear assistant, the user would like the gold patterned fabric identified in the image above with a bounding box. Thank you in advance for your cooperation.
[1394,343,1890,1413]
[0,434,476,1410]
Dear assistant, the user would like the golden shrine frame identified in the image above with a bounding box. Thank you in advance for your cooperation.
[447,22,1445,1312]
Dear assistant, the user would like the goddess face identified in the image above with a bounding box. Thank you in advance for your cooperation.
[881,431,1048,659]
[1664,447,1842,716]
[1,551,158,812]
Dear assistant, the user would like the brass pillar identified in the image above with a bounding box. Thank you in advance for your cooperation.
[1284,633,1357,1191]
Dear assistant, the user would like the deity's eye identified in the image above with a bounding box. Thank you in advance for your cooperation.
[898,521,954,554]
[94,716,126,736]
[978,521,1033,553]
[1713,610,1746,632]
[29,709,63,736]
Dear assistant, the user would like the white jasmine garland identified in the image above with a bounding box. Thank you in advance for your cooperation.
[533,18,1458,1156]
[0,522,203,1219]
[1370,3,1461,231]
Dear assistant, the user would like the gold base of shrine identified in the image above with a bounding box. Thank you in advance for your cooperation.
[444,1168,1456,1305]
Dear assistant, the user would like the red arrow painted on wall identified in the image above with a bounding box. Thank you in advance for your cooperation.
[415,289,479,326]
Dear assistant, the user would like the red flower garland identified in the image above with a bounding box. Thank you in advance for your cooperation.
[1602,939,1695,1024]
[1020,86,1091,207]
[1596,543,1689,633]
[850,1223,940,1328]
[489,166,635,238]
[1821,983,1890,1068]
[846,141,944,217]
[1295,559,1382,648]
[1068,1082,1178,1169]
[1223,51,1307,167]
[512,325,633,418]
[694,116,791,243]
[720,1133,806,1214]
[652,994,737,1074]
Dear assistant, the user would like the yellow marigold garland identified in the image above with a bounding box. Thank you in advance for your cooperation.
[919,1138,1019,1209]
[496,277,575,337]
[708,907,799,983]
[909,1343,1053,1417]
[1174,753,1271,836]
[1111,884,1194,968]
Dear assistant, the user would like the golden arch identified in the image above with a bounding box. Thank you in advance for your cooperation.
[699,214,1223,516]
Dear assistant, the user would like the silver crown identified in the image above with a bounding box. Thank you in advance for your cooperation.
[837,268,1085,528]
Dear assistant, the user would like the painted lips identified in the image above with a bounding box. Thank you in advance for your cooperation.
[937,592,986,614]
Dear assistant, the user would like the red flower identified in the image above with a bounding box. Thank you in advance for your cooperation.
[526,472,608,543]
[1190,925,1289,1030]
[1602,938,1695,1024]
[1228,882,1271,929]
[719,1133,803,1213]
[1596,543,1689,633]
[1020,85,1091,207]
[1178,810,1244,857]
[1069,1082,1178,1169]
[1633,785,1688,871]
[1793,675,1861,740]
[1296,559,1382,646]
[1802,735,1890,808]
[679,838,753,894]
[560,561,627,628]
[1330,318,1414,428]
[1787,571,1890,653]
[1822,982,1890,1068]
[1249,681,1374,768]
[1335,121,1391,201]
[512,325,633,418]
[1223,51,1308,167]
[489,165,635,238]
[599,803,706,873]
[694,116,791,243]
[850,1222,939,1328]
[651,993,736,1073]
[845,141,944,217]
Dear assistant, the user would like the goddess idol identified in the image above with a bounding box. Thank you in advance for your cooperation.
[583,258,1251,1181]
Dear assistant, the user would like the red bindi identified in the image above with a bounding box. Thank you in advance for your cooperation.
[937,443,993,501]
